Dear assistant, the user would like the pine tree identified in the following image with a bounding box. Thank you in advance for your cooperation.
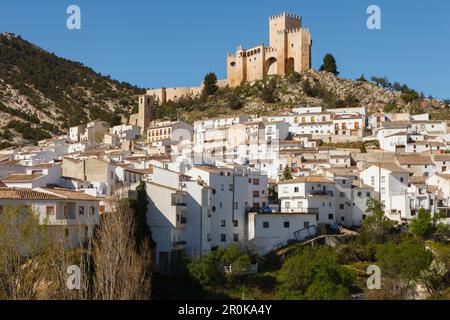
[202,72,219,98]
[319,54,339,76]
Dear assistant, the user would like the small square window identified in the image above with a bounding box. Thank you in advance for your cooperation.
[328,214,334,220]
[220,234,226,242]
[284,221,290,228]
[233,234,239,242]
[46,206,55,216]
[263,221,270,229]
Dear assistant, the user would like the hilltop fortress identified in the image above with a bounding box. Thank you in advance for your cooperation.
[227,12,312,87]
[145,13,312,105]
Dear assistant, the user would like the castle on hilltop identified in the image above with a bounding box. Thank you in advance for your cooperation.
[227,12,312,87]
[144,13,312,105]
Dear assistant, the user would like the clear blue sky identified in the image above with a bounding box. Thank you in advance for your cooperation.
[0,0,449,99]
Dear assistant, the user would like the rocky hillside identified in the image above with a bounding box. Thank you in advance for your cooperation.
[0,33,144,148]
[167,70,448,123]
[1,32,448,149]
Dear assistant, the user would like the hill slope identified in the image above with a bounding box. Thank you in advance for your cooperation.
[0,32,144,148]
[1,33,448,149]
[160,70,448,123]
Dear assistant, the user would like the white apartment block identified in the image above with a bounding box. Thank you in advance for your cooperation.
[186,165,268,247]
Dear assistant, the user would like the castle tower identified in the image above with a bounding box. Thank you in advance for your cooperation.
[269,13,302,49]
[138,94,156,133]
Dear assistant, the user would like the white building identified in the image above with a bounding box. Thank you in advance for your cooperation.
[186,165,268,247]
[277,176,337,225]
[0,187,100,246]
[360,164,410,222]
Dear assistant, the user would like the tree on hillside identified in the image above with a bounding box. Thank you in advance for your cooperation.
[392,82,402,92]
[356,74,367,82]
[261,78,278,103]
[187,245,253,291]
[371,76,391,89]
[227,92,244,110]
[409,209,433,239]
[202,72,219,98]
[319,54,339,76]
[369,240,433,299]
[277,246,353,300]
[360,198,397,243]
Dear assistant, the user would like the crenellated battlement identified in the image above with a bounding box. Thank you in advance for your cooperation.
[269,12,301,21]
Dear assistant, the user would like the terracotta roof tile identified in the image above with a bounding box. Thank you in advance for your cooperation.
[2,174,44,183]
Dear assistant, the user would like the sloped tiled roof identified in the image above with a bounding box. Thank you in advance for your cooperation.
[0,188,61,200]
[2,174,44,183]
[395,155,434,165]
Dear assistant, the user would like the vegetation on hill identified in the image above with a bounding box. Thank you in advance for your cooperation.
[1,34,448,149]
[0,33,144,147]
[155,70,448,125]
[154,199,450,300]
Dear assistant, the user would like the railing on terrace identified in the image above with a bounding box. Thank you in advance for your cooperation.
[309,191,334,197]
[281,207,320,214]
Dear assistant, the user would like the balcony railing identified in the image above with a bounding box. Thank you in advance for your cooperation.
[172,240,186,248]
[281,207,320,214]
[309,191,334,197]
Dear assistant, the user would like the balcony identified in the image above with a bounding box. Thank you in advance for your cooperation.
[309,191,334,197]
[172,241,186,250]
[172,202,187,207]
[281,207,320,215]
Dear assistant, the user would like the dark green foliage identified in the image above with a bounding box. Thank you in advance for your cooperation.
[410,209,433,238]
[392,82,402,91]
[282,166,293,181]
[356,74,367,82]
[7,120,51,141]
[187,245,254,290]
[371,76,391,89]
[400,84,420,104]
[0,101,40,123]
[287,72,302,84]
[277,247,353,300]
[319,53,339,76]
[128,182,154,252]
[374,240,433,299]
[0,34,143,139]
[0,142,12,150]
[360,198,397,243]
[383,102,398,113]
[202,72,219,98]
[227,92,244,110]
[261,78,278,103]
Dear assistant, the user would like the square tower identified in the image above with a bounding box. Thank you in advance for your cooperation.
[269,13,302,48]
[138,94,156,132]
